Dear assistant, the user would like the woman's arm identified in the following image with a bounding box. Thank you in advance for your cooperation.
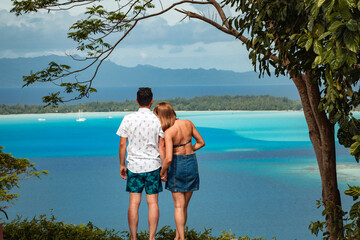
[160,131,173,177]
[159,136,165,164]
[191,121,205,151]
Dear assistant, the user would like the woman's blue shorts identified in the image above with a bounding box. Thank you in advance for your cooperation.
[165,153,199,192]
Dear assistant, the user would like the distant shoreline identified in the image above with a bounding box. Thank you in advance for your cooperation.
[0,109,307,116]
[2,110,360,117]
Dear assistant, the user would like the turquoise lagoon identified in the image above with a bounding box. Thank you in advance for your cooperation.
[0,111,359,240]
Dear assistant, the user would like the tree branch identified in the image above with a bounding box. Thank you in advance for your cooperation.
[174,3,279,63]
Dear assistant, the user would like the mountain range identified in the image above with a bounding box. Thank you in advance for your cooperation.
[0,55,293,88]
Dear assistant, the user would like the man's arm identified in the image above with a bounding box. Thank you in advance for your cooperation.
[119,137,128,180]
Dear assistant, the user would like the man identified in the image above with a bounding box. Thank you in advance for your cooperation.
[116,87,165,240]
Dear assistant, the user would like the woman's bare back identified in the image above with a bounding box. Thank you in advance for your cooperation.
[168,119,194,155]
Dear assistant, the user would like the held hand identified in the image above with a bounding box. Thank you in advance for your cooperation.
[120,166,127,180]
[160,170,167,182]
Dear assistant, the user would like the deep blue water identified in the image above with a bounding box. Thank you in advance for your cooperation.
[0,111,359,240]
[0,85,299,105]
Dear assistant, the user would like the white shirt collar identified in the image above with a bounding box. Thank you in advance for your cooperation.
[138,108,151,113]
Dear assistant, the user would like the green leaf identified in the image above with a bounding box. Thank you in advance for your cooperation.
[328,21,344,32]
[313,56,322,67]
[313,39,323,55]
[297,34,309,47]
[266,33,274,39]
[290,34,298,40]
[345,0,357,8]
[346,19,358,31]
[317,0,326,7]
[352,135,360,141]
[319,31,331,40]
[345,185,360,199]
[344,30,360,53]
[314,23,325,37]
[346,52,357,66]
[339,1,353,20]
[349,201,360,219]
[325,69,333,85]
[350,141,360,155]
[305,37,313,51]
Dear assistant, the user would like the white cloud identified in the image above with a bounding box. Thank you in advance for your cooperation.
[140,52,148,59]
[0,1,253,72]
[169,46,184,54]
[0,2,11,11]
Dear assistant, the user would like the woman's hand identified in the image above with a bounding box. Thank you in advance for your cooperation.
[160,170,167,182]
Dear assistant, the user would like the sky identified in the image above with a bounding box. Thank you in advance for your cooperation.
[0,0,253,72]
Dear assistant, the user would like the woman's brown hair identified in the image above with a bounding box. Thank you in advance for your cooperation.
[153,102,177,131]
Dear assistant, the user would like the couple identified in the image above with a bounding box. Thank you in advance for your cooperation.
[116,87,205,240]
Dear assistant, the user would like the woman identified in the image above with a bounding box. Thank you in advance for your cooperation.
[154,102,205,240]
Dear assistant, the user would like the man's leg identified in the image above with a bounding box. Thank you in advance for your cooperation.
[128,193,142,240]
[146,193,159,240]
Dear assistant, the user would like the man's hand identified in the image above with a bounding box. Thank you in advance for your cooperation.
[160,170,167,182]
[120,165,127,180]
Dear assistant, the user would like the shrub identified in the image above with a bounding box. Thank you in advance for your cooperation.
[3,214,272,240]
[309,185,360,239]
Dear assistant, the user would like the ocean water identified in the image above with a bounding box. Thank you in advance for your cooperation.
[0,111,359,240]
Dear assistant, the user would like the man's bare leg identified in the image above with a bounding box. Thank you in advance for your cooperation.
[128,193,142,240]
[146,193,159,240]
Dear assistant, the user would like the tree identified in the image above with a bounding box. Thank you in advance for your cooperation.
[9,0,360,239]
[0,145,48,239]
[0,146,48,218]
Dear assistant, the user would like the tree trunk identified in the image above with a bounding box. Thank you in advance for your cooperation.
[0,223,3,240]
[292,72,342,239]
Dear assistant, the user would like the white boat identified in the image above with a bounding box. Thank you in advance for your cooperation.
[38,118,46,121]
[106,110,113,119]
[76,110,86,122]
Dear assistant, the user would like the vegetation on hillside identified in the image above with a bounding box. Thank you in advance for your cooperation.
[3,215,269,240]
[0,95,302,114]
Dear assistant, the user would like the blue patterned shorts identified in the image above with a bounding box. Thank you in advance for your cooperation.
[126,168,163,194]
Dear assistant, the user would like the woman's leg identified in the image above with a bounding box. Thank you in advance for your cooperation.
[173,192,193,240]
[183,192,193,225]
[172,192,186,240]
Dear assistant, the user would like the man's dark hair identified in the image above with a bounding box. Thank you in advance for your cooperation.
[137,87,153,106]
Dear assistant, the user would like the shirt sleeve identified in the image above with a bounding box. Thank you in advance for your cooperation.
[116,116,129,137]
[158,122,164,138]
